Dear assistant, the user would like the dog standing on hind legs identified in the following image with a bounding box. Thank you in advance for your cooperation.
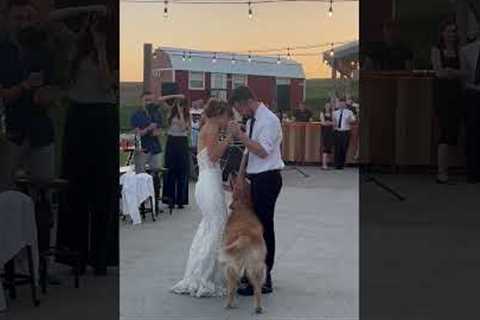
[219,150,267,314]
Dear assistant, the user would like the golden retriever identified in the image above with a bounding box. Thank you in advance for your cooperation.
[219,166,267,314]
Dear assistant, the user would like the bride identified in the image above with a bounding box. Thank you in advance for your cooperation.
[170,98,234,297]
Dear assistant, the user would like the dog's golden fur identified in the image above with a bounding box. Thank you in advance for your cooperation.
[219,171,267,314]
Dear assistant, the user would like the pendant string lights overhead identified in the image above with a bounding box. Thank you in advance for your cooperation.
[122,0,355,19]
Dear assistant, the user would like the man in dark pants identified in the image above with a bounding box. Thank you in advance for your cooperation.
[230,86,284,295]
[333,96,356,169]
[460,27,480,183]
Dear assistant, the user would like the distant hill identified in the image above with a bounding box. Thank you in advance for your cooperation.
[120,82,144,106]
[119,78,354,106]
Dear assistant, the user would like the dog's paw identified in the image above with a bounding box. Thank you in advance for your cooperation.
[254,306,263,314]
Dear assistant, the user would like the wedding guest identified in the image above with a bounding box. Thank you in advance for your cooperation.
[293,102,313,122]
[56,13,117,275]
[130,92,162,173]
[160,95,191,209]
[460,24,480,183]
[320,102,334,170]
[0,0,56,192]
[332,96,356,170]
[431,18,464,184]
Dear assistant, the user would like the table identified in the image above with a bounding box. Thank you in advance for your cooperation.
[120,173,156,224]
[0,191,39,311]
[282,122,359,165]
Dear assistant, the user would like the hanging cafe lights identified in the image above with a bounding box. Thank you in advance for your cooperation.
[122,0,356,20]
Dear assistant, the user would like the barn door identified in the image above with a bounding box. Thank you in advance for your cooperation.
[276,78,291,111]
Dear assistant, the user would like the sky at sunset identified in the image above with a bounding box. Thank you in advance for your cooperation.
[120,1,358,81]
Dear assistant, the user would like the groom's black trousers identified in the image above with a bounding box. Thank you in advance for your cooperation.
[249,170,283,276]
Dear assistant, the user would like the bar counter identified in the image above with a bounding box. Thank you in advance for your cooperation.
[282,122,359,165]
[360,71,465,168]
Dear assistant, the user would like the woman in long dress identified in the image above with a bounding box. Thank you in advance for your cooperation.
[171,99,234,297]
[431,18,463,184]
[320,102,335,170]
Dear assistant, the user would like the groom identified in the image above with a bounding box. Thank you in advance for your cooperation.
[229,86,284,295]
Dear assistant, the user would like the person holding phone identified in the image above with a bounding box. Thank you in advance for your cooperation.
[0,0,56,193]
[56,12,117,276]
[159,95,191,210]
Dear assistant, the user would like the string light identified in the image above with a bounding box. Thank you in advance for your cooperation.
[212,52,217,63]
[328,0,333,17]
[188,51,192,62]
[232,54,236,64]
[287,48,291,60]
[182,51,186,61]
[248,1,253,19]
[277,55,281,64]
[248,51,252,63]
[329,42,334,56]
[164,0,168,17]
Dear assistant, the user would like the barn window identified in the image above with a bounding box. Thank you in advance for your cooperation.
[232,74,248,89]
[211,73,227,100]
[189,71,205,90]
[276,78,291,85]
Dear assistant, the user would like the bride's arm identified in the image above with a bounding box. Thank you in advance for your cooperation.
[204,126,233,163]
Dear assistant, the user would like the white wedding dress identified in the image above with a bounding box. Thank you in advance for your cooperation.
[170,148,228,297]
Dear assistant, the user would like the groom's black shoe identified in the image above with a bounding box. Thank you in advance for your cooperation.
[237,276,273,296]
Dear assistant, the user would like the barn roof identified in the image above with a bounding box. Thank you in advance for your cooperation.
[323,40,359,63]
[156,47,305,79]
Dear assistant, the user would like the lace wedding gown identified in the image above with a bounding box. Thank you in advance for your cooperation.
[170,148,228,297]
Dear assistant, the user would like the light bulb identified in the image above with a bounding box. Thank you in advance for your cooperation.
[182,51,186,62]
[212,53,217,63]
[164,0,168,18]
[328,6,333,17]
[248,2,253,19]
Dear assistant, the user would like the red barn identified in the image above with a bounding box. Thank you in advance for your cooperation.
[144,45,306,110]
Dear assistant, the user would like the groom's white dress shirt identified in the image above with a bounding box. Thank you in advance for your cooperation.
[245,104,285,175]
[460,39,480,92]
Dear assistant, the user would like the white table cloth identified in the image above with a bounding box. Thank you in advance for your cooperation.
[120,173,155,225]
[0,191,39,311]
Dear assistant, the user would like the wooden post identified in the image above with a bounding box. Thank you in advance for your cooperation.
[143,43,153,95]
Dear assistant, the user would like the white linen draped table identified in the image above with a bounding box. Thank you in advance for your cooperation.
[119,173,155,225]
[0,191,39,311]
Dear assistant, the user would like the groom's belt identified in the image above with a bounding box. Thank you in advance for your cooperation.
[247,169,281,179]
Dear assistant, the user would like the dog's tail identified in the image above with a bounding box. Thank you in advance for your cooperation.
[224,236,250,254]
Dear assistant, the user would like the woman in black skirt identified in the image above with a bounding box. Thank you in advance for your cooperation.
[57,14,118,275]
[320,102,335,170]
[431,18,464,184]
[161,96,191,209]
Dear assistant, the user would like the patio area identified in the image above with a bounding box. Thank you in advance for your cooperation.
[120,167,359,320]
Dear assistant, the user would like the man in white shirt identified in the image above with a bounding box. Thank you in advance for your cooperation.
[332,96,356,169]
[460,14,480,183]
[229,86,284,295]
